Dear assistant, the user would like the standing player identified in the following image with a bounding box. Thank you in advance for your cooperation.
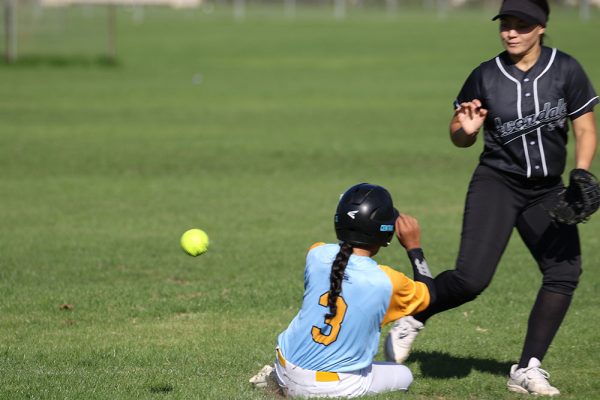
[251,183,436,398]
[385,0,598,396]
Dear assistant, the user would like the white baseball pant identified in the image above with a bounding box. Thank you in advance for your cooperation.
[273,348,413,398]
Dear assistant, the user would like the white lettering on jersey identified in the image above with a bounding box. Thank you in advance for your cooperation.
[493,99,567,141]
[415,259,433,279]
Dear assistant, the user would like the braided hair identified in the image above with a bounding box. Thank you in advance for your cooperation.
[325,242,353,319]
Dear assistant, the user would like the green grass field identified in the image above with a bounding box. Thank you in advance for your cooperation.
[1,4,599,399]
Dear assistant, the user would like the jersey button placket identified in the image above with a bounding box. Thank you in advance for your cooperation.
[523,77,532,98]
[522,76,542,177]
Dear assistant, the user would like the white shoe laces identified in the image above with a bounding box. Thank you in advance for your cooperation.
[509,358,559,396]
[524,365,551,384]
[394,325,410,339]
[392,319,420,340]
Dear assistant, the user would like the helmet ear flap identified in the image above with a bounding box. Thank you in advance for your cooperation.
[335,183,398,247]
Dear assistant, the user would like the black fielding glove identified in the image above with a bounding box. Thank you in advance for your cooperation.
[549,168,600,225]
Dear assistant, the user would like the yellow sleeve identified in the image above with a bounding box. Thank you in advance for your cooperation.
[308,242,326,252]
[379,264,431,326]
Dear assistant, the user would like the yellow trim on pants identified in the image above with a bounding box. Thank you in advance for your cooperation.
[316,371,340,382]
[276,348,339,382]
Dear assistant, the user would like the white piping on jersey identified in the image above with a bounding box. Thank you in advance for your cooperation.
[495,49,559,178]
[536,130,548,176]
[568,96,600,116]
[495,57,531,177]
[521,136,532,178]
[532,48,556,177]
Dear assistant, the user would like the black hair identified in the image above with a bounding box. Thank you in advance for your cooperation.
[325,242,353,319]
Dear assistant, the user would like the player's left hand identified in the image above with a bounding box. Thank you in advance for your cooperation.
[395,214,421,250]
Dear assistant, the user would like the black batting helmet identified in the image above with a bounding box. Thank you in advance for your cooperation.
[335,183,399,247]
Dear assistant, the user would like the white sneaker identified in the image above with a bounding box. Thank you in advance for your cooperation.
[249,365,274,389]
[384,316,424,363]
[507,357,560,396]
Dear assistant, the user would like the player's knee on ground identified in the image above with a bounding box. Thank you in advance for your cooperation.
[367,362,413,395]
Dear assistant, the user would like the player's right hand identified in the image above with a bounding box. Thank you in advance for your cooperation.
[395,214,421,251]
[456,99,488,135]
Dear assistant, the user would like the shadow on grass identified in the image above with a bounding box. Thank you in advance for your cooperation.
[410,350,512,378]
[1,55,120,68]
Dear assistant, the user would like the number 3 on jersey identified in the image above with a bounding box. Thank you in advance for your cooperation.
[311,292,347,345]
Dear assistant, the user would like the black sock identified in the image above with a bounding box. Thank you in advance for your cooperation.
[518,289,572,369]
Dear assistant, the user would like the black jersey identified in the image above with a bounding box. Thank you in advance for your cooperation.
[455,46,599,178]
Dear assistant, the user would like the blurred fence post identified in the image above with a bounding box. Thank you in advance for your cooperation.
[107,4,117,60]
[233,0,245,20]
[284,0,295,18]
[334,0,345,19]
[4,0,17,63]
[385,0,398,16]
[580,0,590,20]
[436,0,447,18]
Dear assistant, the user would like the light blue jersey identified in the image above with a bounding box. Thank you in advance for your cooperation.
[277,243,430,373]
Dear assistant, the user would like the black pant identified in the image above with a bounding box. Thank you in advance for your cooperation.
[417,164,581,321]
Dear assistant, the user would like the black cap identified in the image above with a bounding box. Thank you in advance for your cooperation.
[492,0,550,27]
